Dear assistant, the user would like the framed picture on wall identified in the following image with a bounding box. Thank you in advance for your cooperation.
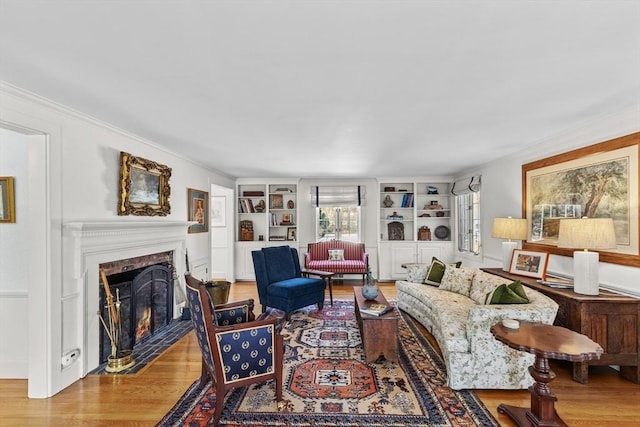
[188,188,209,233]
[522,132,639,267]
[0,176,15,223]
[118,152,171,216]
[211,196,226,227]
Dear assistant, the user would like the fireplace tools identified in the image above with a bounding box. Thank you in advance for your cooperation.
[99,268,135,372]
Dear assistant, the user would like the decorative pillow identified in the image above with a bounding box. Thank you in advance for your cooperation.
[485,280,530,304]
[405,263,429,283]
[328,249,345,261]
[438,266,475,297]
[469,270,506,305]
[424,258,447,286]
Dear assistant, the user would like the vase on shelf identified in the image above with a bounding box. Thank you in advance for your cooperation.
[361,268,378,300]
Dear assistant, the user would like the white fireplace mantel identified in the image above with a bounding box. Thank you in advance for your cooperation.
[63,220,195,375]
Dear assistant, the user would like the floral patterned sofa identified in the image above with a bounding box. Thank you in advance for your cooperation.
[396,265,558,390]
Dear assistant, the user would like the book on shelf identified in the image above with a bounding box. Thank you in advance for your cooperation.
[360,303,392,316]
[536,276,574,289]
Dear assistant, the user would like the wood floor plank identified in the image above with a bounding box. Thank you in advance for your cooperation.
[1,281,638,426]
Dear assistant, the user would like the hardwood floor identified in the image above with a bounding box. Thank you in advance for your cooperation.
[1,281,638,426]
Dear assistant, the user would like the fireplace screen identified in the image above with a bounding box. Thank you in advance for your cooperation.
[99,264,173,363]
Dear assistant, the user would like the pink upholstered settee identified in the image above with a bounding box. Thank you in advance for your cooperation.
[304,240,369,280]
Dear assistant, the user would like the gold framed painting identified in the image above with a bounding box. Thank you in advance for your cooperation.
[0,176,15,223]
[522,132,639,267]
[118,152,172,216]
[188,188,209,233]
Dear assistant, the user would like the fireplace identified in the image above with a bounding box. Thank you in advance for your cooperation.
[99,252,174,363]
[63,220,193,375]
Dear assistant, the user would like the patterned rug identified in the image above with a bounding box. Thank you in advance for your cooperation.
[158,300,498,426]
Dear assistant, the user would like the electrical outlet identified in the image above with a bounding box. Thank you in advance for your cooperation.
[61,348,80,368]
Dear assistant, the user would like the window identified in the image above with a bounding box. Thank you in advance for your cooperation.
[317,207,361,242]
[453,176,481,255]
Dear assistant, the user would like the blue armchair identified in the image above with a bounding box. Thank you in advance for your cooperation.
[185,273,283,425]
[252,246,331,319]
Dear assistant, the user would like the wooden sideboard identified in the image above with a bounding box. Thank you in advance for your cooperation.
[482,268,640,384]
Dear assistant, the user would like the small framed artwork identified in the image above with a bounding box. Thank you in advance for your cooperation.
[188,188,209,233]
[118,152,171,216]
[0,176,16,223]
[211,196,226,227]
[509,250,549,279]
[270,194,283,209]
[287,227,296,241]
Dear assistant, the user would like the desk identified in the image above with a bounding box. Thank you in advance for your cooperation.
[491,322,602,427]
[482,267,640,384]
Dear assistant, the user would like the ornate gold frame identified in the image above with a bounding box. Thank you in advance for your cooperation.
[118,152,171,216]
[0,176,15,223]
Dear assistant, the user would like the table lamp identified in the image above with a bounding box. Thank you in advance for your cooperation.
[492,217,527,271]
[557,217,616,295]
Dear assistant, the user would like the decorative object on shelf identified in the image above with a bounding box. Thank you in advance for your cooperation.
[243,190,264,197]
[427,201,443,209]
[419,213,431,217]
[522,132,637,267]
[187,188,209,233]
[508,249,550,279]
[240,220,254,241]
[275,187,293,192]
[361,268,378,300]
[387,211,403,220]
[434,225,450,240]
[383,194,394,207]
[384,186,396,192]
[418,226,431,241]
[436,211,445,217]
[388,221,405,240]
[287,227,296,241]
[254,199,265,212]
[280,213,293,225]
[492,216,527,271]
[270,194,283,209]
[287,199,295,209]
[427,185,439,194]
[118,151,171,216]
[557,217,617,295]
[0,176,15,223]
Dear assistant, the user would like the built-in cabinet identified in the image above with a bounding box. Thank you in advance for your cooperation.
[377,179,455,280]
[235,180,299,280]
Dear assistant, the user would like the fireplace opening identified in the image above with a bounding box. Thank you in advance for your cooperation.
[99,252,174,363]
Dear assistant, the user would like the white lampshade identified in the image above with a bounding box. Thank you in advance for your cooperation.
[557,218,617,250]
[557,217,617,295]
[492,217,527,241]
[492,217,527,271]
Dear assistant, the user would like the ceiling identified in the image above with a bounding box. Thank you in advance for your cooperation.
[1,1,639,178]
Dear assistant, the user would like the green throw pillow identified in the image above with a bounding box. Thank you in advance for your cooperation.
[485,280,530,304]
[424,257,446,286]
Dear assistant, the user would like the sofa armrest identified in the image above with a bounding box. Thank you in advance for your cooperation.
[304,252,312,265]
[361,252,369,264]
[467,291,558,344]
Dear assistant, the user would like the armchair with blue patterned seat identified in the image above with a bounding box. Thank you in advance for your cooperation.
[252,245,331,319]
[184,273,283,425]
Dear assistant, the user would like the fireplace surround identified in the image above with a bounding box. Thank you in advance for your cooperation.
[63,220,192,375]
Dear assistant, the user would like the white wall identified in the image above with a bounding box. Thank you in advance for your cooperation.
[0,128,30,378]
[0,82,234,396]
[457,106,640,296]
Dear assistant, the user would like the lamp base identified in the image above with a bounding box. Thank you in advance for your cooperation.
[501,241,518,271]
[573,250,600,296]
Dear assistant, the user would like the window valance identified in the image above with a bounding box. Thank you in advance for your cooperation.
[309,185,366,207]
[451,175,481,195]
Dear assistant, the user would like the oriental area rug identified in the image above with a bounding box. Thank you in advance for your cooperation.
[158,300,498,427]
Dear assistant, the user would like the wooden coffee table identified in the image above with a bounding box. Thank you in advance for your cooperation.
[491,321,603,427]
[353,286,398,363]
